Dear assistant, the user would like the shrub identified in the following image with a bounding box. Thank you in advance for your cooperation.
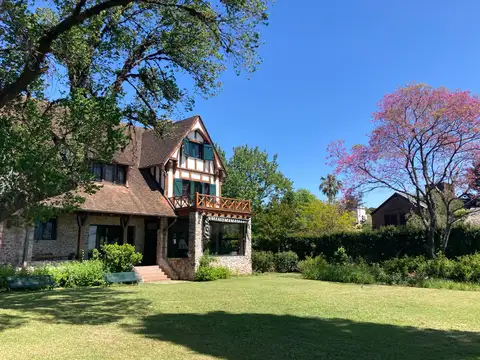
[425,252,455,279]
[274,251,299,273]
[332,246,349,265]
[381,256,427,279]
[252,251,275,273]
[195,253,231,281]
[320,264,376,284]
[255,227,480,262]
[298,256,328,280]
[451,253,480,282]
[37,260,105,288]
[0,264,16,291]
[100,243,143,273]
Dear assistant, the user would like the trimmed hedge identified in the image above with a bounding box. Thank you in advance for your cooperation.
[255,227,480,262]
[252,251,299,273]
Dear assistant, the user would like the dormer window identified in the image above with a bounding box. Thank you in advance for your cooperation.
[91,163,127,185]
[182,138,214,161]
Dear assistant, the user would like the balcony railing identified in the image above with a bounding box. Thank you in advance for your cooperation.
[170,193,251,215]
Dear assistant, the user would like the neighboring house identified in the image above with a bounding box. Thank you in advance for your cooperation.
[0,115,252,280]
[371,192,423,229]
[355,207,367,225]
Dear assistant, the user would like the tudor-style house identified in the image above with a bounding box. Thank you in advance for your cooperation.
[0,115,252,280]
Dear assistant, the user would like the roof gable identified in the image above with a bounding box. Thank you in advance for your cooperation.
[371,192,423,215]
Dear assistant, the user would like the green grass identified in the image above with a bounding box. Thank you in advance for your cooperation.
[1,274,480,360]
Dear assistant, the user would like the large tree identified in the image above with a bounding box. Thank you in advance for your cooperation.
[0,0,270,221]
[329,84,480,258]
[221,145,293,212]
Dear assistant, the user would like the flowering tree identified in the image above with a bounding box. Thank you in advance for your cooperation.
[328,84,480,258]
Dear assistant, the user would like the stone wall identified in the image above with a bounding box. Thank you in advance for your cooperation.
[33,214,78,258]
[214,219,252,275]
[183,212,252,277]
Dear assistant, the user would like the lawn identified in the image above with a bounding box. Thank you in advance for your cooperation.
[1,274,480,360]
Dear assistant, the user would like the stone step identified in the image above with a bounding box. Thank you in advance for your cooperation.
[134,265,170,283]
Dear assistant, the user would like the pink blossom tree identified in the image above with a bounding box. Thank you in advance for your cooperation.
[328,84,480,258]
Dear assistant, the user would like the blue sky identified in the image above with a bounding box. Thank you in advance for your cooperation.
[182,0,480,207]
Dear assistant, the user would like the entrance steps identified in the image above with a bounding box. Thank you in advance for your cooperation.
[134,265,170,283]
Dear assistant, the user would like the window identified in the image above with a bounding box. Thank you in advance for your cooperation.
[168,219,189,258]
[86,225,135,258]
[384,214,398,226]
[91,163,127,184]
[207,222,246,256]
[182,180,190,197]
[190,142,203,159]
[34,219,57,240]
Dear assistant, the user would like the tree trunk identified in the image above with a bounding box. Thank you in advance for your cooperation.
[426,229,436,259]
[441,226,452,253]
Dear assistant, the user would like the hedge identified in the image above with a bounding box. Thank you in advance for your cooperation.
[255,226,480,262]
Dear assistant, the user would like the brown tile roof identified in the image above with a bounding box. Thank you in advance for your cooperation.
[80,116,202,217]
[79,167,176,217]
[59,115,201,217]
[139,116,198,168]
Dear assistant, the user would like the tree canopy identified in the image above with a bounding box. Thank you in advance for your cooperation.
[329,84,480,257]
[0,0,270,221]
[221,145,293,212]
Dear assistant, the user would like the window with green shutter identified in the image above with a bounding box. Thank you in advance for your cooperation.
[203,144,214,161]
[210,184,217,196]
[182,138,190,157]
[173,179,183,197]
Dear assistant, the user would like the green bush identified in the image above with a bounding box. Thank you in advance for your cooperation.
[425,252,455,279]
[299,256,375,284]
[298,256,329,280]
[381,256,427,278]
[195,253,231,281]
[451,253,480,282]
[100,243,143,273]
[274,251,299,273]
[255,227,480,262]
[332,246,350,265]
[0,264,16,291]
[252,251,275,273]
[36,260,105,288]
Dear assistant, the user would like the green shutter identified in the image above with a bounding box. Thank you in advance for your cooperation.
[189,181,196,203]
[34,220,43,240]
[210,184,217,196]
[173,179,183,197]
[182,138,190,157]
[203,144,214,161]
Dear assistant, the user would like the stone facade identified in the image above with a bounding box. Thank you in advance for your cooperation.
[1,210,253,280]
[161,211,252,278]
[214,218,252,275]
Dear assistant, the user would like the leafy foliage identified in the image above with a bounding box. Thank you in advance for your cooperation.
[221,145,293,212]
[252,251,275,273]
[0,0,270,221]
[329,84,480,257]
[297,198,356,236]
[273,251,299,273]
[100,243,143,273]
[255,226,480,262]
[195,253,231,281]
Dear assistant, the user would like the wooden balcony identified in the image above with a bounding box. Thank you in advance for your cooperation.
[170,193,251,217]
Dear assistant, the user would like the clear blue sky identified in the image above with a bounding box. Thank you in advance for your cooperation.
[181,0,480,207]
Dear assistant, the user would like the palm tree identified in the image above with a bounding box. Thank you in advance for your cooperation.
[319,174,342,204]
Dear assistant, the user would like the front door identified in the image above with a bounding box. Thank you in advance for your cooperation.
[143,220,158,265]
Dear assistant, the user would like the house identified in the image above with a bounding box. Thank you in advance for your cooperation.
[371,192,422,229]
[0,115,252,280]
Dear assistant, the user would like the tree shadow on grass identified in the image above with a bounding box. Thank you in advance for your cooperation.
[127,311,480,360]
[0,287,150,331]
